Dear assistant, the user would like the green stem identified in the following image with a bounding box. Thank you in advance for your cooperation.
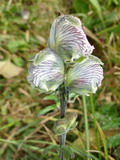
[90,94,101,160]
[90,94,108,160]
[59,84,68,160]
[82,95,90,160]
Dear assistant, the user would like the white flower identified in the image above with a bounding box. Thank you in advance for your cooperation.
[66,55,103,95]
[48,15,94,61]
[27,48,64,93]
[27,15,103,95]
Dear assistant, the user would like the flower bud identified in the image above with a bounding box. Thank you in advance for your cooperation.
[54,119,68,135]
[66,113,78,129]
[48,15,94,61]
[66,55,103,95]
[27,48,64,93]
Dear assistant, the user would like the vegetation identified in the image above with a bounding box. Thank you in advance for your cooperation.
[0,0,120,160]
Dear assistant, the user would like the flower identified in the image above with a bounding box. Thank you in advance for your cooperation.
[48,15,94,61]
[27,15,103,96]
[27,48,64,93]
[66,55,103,95]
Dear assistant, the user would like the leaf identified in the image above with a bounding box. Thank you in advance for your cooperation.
[107,133,120,148]
[0,60,23,78]
[89,0,102,19]
[23,152,40,160]
[37,104,57,116]
[43,94,59,103]
[69,146,93,159]
[74,56,86,63]
[7,40,28,53]
[12,55,24,67]
[5,149,13,160]
[97,24,120,35]
[96,103,120,130]
[73,0,89,13]
[63,146,75,159]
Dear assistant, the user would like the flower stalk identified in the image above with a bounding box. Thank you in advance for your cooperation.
[59,84,68,160]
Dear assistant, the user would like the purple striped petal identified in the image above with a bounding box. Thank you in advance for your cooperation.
[48,15,94,61]
[66,55,103,95]
[27,48,64,93]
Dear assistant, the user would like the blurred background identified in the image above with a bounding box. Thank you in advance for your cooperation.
[0,0,120,160]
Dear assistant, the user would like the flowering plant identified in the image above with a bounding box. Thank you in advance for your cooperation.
[27,14,103,160]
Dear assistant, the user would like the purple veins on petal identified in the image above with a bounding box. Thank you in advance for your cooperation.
[66,55,104,95]
[48,15,94,61]
[27,48,64,93]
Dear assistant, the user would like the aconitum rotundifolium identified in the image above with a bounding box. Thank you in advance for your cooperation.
[27,15,103,96]
[27,15,104,160]
[27,48,64,93]
[48,15,94,61]
[66,55,103,95]
[54,113,78,135]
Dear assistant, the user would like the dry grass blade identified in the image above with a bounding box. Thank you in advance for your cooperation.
[42,124,57,144]
[83,26,103,46]
[0,127,19,156]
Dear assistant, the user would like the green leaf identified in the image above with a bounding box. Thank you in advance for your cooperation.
[73,0,89,13]
[63,146,75,159]
[89,0,103,21]
[43,94,59,104]
[37,104,57,116]
[97,24,120,35]
[107,133,120,148]
[89,0,101,13]
[96,103,120,130]
[5,149,13,160]
[69,146,93,159]
[74,56,86,63]
[7,40,28,53]
[12,56,24,67]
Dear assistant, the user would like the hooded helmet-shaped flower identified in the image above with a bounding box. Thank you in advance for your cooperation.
[27,48,64,93]
[27,15,103,96]
[66,55,103,95]
[48,15,94,61]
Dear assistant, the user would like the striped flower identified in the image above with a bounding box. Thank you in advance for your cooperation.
[27,48,64,93]
[66,55,103,95]
[48,15,94,61]
[27,15,103,95]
